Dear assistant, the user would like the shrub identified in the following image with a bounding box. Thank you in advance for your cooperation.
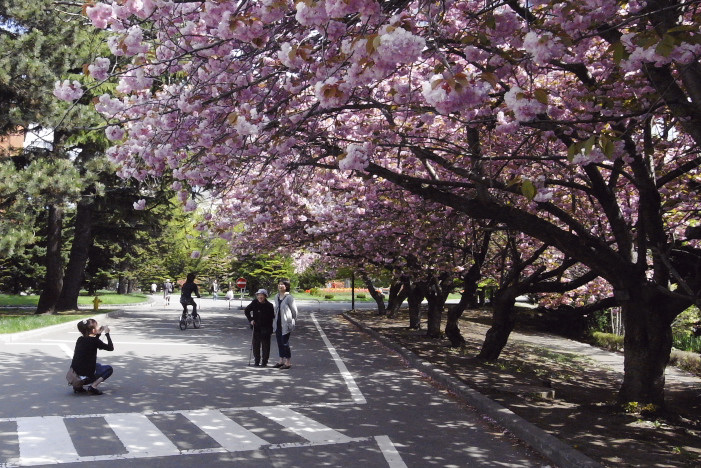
[670,349,701,377]
[356,294,366,299]
[324,294,334,300]
[591,332,624,352]
[309,287,319,296]
[673,333,701,353]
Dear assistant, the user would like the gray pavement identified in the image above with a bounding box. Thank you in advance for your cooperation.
[0,298,550,467]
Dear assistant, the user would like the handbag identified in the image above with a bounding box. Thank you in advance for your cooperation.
[65,367,83,388]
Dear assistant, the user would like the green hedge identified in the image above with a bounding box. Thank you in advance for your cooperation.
[591,332,624,352]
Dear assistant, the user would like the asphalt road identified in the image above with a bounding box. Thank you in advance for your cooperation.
[0,299,548,467]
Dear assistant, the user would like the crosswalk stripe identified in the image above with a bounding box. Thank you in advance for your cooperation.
[103,413,179,457]
[17,416,79,466]
[182,409,267,451]
[253,407,353,444]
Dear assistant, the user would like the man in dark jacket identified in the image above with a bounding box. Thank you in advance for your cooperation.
[244,288,275,366]
[180,272,201,319]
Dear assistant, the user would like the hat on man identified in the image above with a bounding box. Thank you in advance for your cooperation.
[256,289,268,297]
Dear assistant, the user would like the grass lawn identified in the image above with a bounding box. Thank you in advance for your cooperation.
[0,291,148,307]
[294,291,378,302]
[0,310,92,334]
[293,291,463,302]
[0,291,148,334]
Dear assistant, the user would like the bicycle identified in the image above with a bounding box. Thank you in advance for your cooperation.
[179,310,201,330]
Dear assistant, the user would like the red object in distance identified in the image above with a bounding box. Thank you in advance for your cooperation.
[236,278,247,289]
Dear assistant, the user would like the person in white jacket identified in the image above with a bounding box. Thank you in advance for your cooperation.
[272,279,298,369]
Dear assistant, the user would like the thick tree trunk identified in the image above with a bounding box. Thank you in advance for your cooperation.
[425,293,447,338]
[407,283,425,329]
[361,273,386,315]
[387,282,409,318]
[117,276,127,294]
[618,288,677,406]
[56,201,93,311]
[478,286,518,360]
[423,277,450,338]
[445,269,483,347]
[36,205,64,314]
[445,297,468,347]
[386,282,402,312]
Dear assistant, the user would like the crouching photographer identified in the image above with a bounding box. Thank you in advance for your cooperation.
[66,318,114,395]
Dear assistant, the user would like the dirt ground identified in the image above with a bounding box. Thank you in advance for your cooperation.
[346,308,701,467]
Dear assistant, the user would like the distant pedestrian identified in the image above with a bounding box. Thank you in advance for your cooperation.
[151,283,157,294]
[163,279,173,306]
[244,289,275,367]
[272,279,297,370]
[180,273,201,319]
[212,280,219,300]
[68,318,114,395]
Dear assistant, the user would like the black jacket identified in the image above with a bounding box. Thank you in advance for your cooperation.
[244,299,274,334]
[70,334,114,376]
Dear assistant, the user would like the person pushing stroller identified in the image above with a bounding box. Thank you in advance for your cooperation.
[244,289,275,367]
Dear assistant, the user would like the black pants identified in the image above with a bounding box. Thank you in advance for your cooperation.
[252,330,272,365]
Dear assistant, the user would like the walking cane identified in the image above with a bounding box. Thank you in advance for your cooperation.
[248,325,254,366]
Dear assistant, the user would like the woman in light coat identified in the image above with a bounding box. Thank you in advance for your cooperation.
[272,279,298,369]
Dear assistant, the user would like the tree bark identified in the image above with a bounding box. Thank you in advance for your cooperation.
[478,286,518,360]
[386,282,402,313]
[407,283,425,329]
[36,204,64,314]
[361,272,386,315]
[387,281,409,318]
[445,263,485,347]
[56,200,93,311]
[617,287,676,406]
[424,277,450,338]
[117,276,127,294]
[445,296,469,348]
[425,292,447,338]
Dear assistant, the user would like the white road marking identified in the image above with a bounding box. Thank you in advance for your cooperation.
[58,343,73,358]
[103,413,179,457]
[310,312,367,404]
[183,409,267,451]
[253,406,353,444]
[16,416,79,466]
[375,435,408,468]
[6,405,406,467]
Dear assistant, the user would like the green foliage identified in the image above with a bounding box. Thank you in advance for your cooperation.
[589,309,612,333]
[0,246,45,294]
[673,334,701,353]
[591,331,624,352]
[324,294,334,299]
[622,401,661,415]
[670,306,701,352]
[231,253,295,295]
[356,293,366,299]
[297,261,329,290]
[309,287,320,296]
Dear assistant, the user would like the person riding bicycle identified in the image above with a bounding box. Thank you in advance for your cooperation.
[180,273,201,320]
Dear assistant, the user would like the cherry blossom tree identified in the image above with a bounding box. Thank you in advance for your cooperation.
[76,0,701,405]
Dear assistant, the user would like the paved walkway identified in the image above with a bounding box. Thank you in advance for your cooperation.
[468,318,701,390]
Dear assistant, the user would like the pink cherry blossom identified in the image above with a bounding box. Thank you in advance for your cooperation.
[53,80,84,101]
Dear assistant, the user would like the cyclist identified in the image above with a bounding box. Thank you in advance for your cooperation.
[180,273,201,320]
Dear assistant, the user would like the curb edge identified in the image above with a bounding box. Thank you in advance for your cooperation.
[342,311,603,468]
